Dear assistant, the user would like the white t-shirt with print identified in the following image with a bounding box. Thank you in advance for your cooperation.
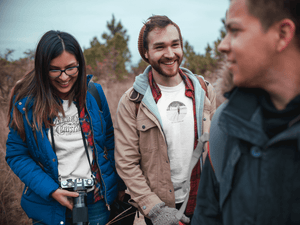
[48,100,93,181]
[157,81,195,203]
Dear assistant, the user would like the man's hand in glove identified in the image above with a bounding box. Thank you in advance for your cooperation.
[148,202,190,225]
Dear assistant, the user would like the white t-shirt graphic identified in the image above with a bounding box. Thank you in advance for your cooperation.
[157,81,195,203]
[48,100,93,181]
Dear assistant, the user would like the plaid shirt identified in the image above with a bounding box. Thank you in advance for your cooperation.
[79,106,103,203]
[148,69,200,215]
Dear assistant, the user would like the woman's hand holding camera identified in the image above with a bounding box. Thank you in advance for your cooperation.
[52,188,79,210]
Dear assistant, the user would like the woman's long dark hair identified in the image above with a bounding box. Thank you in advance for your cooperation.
[7,30,87,141]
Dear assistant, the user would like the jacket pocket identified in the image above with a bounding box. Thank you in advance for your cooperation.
[21,190,59,225]
[136,119,158,153]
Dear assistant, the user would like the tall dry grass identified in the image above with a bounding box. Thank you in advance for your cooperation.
[99,76,135,124]
[0,110,32,224]
[0,58,33,224]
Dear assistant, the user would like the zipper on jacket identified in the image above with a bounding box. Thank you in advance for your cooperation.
[103,147,108,160]
[86,107,110,210]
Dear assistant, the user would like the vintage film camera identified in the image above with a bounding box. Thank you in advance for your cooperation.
[60,178,94,225]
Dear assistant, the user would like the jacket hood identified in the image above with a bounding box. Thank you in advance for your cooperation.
[133,65,198,95]
[133,65,152,95]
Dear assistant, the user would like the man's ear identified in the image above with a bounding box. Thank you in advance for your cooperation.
[145,51,149,59]
[276,19,296,52]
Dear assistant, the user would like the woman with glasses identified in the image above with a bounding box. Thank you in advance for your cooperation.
[5,30,126,225]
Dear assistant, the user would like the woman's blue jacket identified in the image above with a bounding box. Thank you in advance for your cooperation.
[6,75,125,224]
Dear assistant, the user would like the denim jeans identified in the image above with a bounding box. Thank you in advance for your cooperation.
[86,192,110,225]
[33,192,110,225]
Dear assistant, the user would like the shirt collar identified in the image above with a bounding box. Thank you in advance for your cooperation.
[148,68,195,103]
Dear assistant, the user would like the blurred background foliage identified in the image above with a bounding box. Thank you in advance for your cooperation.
[0,15,225,83]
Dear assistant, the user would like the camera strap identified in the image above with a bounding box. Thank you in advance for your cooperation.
[50,123,56,153]
[79,122,93,175]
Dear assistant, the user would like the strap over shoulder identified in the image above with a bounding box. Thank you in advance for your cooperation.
[208,102,228,183]
[88,81,102,111]
[196,76,208,97]
[130,89,144,116]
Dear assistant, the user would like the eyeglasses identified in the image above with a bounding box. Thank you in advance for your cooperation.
[49,65,79,78]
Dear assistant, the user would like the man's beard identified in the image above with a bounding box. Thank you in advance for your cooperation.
[149,55,182,78]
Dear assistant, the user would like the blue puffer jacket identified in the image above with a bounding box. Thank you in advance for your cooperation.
[6,75,125,224]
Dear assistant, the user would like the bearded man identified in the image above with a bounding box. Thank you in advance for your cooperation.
[114,15,216,225]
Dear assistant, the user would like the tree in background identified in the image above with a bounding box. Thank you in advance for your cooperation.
[182,18,226,76]
[213,19,226,62]
[1,49,15,61]
[84,14,131,80]
[130,58,148,76]
[23,49,35,61]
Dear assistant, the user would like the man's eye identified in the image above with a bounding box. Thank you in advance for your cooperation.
[230,28,239,33]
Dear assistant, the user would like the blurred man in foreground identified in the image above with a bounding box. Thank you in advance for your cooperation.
[192,0,300,224]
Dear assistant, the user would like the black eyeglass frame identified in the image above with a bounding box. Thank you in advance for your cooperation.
[49,65,79,78]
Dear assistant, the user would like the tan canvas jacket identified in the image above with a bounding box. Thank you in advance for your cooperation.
[114,67,216,216]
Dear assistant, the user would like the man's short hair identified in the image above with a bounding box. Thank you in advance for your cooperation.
[138,15,183,63]
[244,0,300,45]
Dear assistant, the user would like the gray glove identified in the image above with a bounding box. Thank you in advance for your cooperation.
[148,202,190,225]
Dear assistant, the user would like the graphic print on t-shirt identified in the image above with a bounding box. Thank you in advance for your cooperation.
[157,81,195,203]
[53,113,80,136]
[166,101,187,122]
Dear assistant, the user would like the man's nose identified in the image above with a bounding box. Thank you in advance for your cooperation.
[164,47,175,58]
[217,34,230,54]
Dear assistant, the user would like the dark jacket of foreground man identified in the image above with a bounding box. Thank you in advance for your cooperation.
[192,80,300,225]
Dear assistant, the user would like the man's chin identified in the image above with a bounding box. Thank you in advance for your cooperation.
[161,71,178,78]
[233,78,253,89]
[233,75,245,87]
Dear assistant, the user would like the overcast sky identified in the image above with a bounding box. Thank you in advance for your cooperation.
[0,0,229,66]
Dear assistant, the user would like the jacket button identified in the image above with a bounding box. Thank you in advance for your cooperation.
[18,102,22,105]
[52,158,56,162]
[142,125,145,129]
[22,107,26,111]
[143,206,146,210]
[203,118,206,121]
[251,146,261,158]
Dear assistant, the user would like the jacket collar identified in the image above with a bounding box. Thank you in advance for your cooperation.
[219,88,269,147]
